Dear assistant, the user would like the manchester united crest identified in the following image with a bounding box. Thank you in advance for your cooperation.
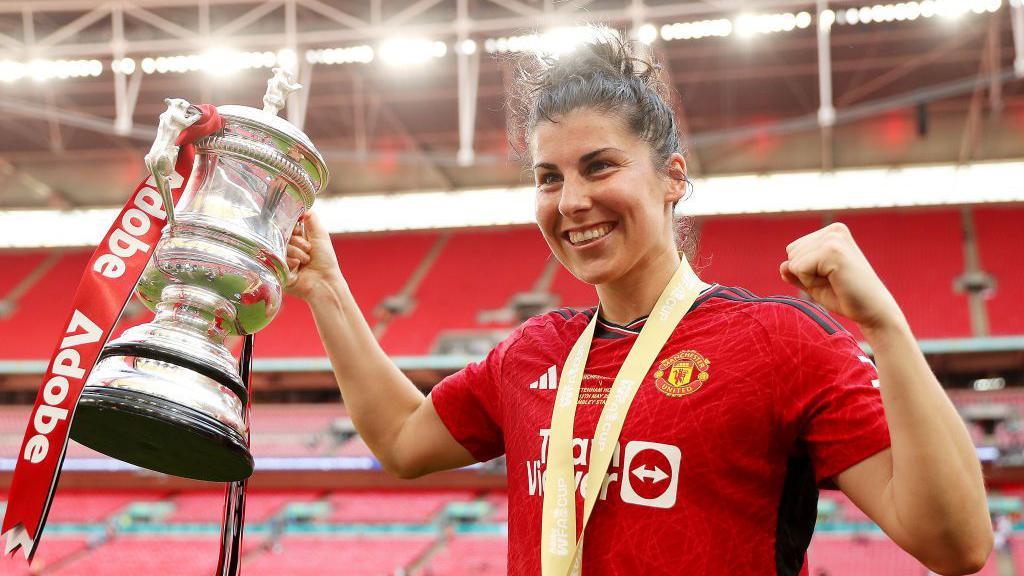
[654,350,710,398]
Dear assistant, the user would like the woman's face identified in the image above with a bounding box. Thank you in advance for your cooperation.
[531,108,685,286]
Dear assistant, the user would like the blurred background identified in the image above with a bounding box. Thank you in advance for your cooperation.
[0,0,1023,574]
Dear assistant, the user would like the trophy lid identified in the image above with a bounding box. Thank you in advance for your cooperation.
[215,104,329,200]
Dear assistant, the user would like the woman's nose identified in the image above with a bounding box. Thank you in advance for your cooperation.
[558,179,592,218]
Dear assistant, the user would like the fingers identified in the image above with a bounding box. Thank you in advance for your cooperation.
[286,226,313,273]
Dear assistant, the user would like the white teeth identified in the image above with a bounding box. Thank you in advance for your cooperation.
[568,224,612,245]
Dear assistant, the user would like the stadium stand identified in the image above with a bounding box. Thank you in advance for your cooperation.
[241,534,435,576]
[325,490,475,524]
[807,533,1000,575]
[695,214,821,299]
[50,536,225,576]
[259,232,442,358]
[0,251,89,359]
[380,227,551,355]
[0,536,91,576]
[838,210,972,339]
[421,535,508,576]
[164,490,323,524]
[0,210,1016,361]
[47,491,166,524]
[975,207,1024,336]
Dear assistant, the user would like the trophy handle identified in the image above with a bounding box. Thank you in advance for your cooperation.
[145,98,202,226]
[215,334,254,576]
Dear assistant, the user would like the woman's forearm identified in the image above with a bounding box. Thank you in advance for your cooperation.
[305,271,427,474]
[865,317,992,563]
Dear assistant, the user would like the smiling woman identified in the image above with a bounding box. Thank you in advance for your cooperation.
[285,26,991,576]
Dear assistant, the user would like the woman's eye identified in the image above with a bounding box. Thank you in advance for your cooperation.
[538,173,561,185]
[588,161,612,173]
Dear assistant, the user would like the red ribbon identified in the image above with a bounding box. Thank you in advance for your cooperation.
[1,106,223,563]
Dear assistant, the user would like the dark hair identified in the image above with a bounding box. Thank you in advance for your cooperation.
[506,27,697,261]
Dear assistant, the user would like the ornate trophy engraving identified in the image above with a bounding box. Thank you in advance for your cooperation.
[68,68,328,483]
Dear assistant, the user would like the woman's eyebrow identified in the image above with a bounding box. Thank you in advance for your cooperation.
[533,147,622,170]
[579,147,622,163]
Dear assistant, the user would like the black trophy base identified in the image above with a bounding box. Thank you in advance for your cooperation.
[70,387,254,482]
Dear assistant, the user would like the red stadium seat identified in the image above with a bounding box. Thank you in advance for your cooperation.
[242,535,434,576]
[381,227,551,355]
[0,536,89,576]
[837,210,971,339]
[423,535,508,576]
[975,207,1024,336]
[0,251,90,359]
[259,231,441,357]
[51,536,227,576]
[696,214,822,299]
[46,491,166,523]
[165,490,323,523]
[808,533,998,575]
[325,490,475,524]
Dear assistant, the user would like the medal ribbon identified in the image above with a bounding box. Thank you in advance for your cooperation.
[540,257,704,576]
[1,106,223,563]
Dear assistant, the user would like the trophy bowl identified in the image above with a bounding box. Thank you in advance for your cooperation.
[69,70,328,482]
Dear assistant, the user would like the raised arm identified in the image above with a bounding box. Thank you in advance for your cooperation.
[780,223,992,575]
[286,213,475,478]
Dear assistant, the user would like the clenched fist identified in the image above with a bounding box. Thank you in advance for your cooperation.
[285,211,345,302]
[780,222,907,334]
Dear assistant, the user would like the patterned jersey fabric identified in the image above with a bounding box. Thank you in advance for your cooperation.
[431,284,891,575]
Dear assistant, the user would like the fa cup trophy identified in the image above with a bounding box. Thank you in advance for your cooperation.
[68,68,328,482]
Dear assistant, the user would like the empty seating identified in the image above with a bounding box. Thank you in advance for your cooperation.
[0,208,1013,362]
[0,536,89,576]
[259,231,441,357]
[839,210,970,339]
[696,215,821,300]
[165,490,322,524]
[422,535,508,576]
[0,251,90,359]
[381,227,550,355]
[242,535,434,576]
[326,490,475,524]
[52,536,224,575]
[975,207,1024,336]
[808,534,998,575]
[47,491,164,523]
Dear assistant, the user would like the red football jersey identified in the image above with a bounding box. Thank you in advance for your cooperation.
[431,284,891,575]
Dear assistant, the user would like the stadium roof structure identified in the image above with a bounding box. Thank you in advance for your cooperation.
[0,0,1021,213]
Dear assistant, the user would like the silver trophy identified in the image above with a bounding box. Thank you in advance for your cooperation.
[69,68,328,483]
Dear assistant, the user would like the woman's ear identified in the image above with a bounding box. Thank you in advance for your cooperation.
[664,153,688,204]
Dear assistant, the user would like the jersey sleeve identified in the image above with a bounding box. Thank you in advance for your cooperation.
[774,303,892,488]
[429,327,525,463]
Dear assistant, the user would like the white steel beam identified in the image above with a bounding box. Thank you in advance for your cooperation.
[295,0,367,29]
[35,4,111,49]
[124,4,200,40]
[1012,0,1024,77]
[214,0,281,37]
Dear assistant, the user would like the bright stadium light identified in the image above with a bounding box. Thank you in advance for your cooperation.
[636,23,658,44]
[379,38,447,66]
[0,58,104,82]
[276,48,298,70]
[735,12,803,38]
[305,45,375,65]
[111,57,136,75]
[4,161,1023,248]
[836,0,1000,26]
[456,39,478,55]
[660,19,733,41]
[483,26,618,56]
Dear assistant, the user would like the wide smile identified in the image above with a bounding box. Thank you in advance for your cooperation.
[562,222,617,248]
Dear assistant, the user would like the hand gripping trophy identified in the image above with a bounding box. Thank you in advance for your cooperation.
[1,68,327,573]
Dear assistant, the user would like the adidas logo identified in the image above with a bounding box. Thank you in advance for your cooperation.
[529,365,558,390]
